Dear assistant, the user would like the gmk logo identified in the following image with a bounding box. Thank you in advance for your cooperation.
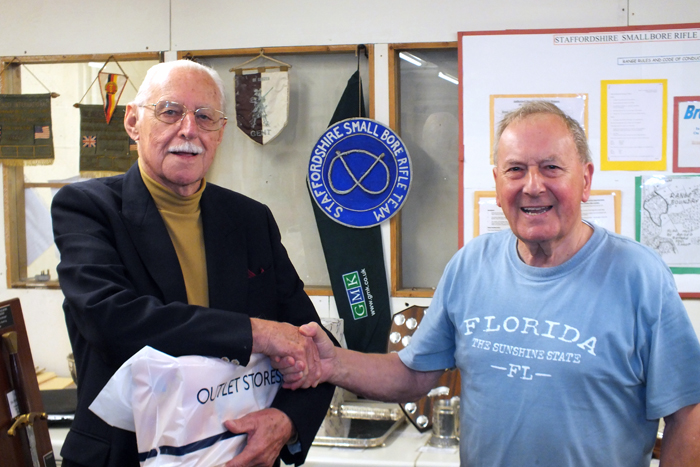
[342,271,367,320]
[684,105,700,119]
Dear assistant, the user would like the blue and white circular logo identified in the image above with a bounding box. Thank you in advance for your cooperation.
[308,118,412,228]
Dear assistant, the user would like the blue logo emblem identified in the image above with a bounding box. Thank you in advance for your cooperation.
[684,104,700,119]
[308,118,412,228]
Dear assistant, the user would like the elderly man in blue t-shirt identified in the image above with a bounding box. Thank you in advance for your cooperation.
[279,101,700,466]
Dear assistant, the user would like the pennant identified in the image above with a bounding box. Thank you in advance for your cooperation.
[0,93,54,165]
[307,70,393,354]
[98,72,127,124]
[234,70,289,145]
[79,104,137,177]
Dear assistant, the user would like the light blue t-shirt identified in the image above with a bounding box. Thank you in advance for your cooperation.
[399,224,700,467]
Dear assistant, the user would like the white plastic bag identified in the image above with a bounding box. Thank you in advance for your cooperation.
[90,346,281,466]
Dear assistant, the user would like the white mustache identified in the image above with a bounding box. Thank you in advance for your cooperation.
[168,142,204,155]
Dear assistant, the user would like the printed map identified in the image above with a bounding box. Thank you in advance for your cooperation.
[640,175,700,268]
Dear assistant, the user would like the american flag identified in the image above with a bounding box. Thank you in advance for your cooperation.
[82,135,97,148]
[34,125,50,140]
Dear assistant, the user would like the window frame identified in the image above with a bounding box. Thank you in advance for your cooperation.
[1,52,161,289]
[388,42,459,298]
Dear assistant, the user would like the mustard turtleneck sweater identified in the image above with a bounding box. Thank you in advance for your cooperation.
[138,160,209,307]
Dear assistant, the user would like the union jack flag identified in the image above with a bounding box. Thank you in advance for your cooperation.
[82,135,97,148]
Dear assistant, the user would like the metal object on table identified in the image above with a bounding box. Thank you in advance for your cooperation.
[66,353,77,385]
[428,397,460,447]
[389,305,461,434]
[330,402,404,421]
[312,399,406,448]
[41,388,77,428]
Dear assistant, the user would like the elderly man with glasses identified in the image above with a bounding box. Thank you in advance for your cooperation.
[51,60,334,467]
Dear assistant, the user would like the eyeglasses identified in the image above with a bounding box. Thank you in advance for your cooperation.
[142,100,227,131]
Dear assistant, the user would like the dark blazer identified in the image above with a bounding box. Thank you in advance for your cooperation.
[51,163,334,467]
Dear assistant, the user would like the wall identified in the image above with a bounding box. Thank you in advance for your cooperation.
[1,0,699,375]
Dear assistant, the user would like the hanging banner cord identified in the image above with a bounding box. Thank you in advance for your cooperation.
[356,44,367,117]
[0,58,59,98]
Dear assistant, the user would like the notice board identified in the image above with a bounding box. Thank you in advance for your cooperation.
[459,23,700,296]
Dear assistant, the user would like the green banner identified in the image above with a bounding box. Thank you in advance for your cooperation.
[79,104,137,176]
[309,70,392,354]
[0,93,54,165]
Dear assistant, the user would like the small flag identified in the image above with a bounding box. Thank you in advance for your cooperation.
[99,72,127,124]
[34,125,50,140]
[82,135,97,148]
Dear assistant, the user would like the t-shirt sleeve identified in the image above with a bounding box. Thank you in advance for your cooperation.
[644,273,700,420]
[399,258,458,372]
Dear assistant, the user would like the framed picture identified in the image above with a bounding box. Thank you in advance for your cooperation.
[636,173,700,297]
[601,79,667,171]
[673,96,700,173]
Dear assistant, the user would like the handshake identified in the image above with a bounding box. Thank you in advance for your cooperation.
[251,318,437,403]
[251,319,337,390]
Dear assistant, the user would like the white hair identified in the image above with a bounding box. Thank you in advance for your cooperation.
[131,60,225,110]
[493,100,591,165]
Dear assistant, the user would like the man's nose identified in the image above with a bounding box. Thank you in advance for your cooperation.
[523,169,545,195]
[178,111,199,138]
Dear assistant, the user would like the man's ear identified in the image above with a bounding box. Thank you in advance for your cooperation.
[124,103,140,141]
[580,162,595,203]
[493,166,502,207]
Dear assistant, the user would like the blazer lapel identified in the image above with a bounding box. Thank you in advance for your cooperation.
[120,164,188,304]
[201,187,248,312]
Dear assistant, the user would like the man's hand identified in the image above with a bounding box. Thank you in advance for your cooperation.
[251,318,320,388]
[224,408,295,467]
[299,322,336,361]
[275,322,337,390]
[288,322,444,403]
